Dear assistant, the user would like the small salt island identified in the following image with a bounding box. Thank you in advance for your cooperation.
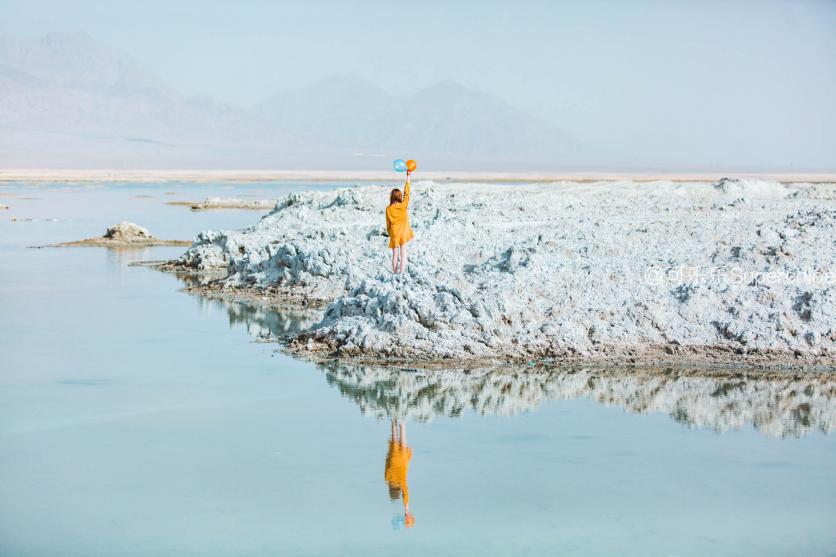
[44,221,191,248]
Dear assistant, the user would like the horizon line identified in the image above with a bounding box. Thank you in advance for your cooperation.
[2,169,835,184]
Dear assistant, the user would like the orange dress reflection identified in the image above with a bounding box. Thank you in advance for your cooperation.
[385,419,415,528]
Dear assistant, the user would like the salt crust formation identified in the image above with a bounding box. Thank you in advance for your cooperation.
[173,179,836,367]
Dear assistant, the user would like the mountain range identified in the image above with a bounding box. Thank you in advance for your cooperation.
[0,32,580,169]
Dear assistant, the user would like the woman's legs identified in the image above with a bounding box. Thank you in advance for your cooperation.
[399,244,407,273]
[391,248,399,273]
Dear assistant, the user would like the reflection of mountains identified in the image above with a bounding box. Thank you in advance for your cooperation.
[208,296,835,439]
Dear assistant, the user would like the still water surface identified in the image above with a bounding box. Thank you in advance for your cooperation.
[1,182,834,556]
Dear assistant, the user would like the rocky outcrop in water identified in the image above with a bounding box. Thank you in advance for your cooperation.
[46,221,191,248]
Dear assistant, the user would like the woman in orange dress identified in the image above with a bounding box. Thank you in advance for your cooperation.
[385,170,415,274]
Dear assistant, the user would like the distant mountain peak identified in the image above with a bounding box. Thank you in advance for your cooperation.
[0,35,581,168]
[42,30,97,46]
[419,79,471,93]
[258,73,393,106]
[0,31,178,101]
[408,80,499,105]
[249,74,578,159]
[309,73,377,88]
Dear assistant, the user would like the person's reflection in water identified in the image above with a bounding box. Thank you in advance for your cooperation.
[385,418,415,529]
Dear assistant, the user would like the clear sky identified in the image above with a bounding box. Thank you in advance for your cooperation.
[1,0,835,169]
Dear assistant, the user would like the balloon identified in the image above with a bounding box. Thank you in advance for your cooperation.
[393,159,407,172]
[406,159,417,172]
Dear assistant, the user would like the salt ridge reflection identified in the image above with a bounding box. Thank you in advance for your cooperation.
[321,362,834,438]
[200,296,835,439]
[191,294,322,339]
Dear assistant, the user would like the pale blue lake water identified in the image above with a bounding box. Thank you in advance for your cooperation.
[1,181,834,556]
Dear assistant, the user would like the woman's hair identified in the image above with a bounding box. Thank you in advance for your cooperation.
[389,188,403,205]
[388,484,402,501]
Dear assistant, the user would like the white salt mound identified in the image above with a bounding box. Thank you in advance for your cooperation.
[104,221,153,241]
[178,178,836,365]
[46,221,189,248]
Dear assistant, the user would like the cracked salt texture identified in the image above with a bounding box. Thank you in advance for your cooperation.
[176,178,836,365]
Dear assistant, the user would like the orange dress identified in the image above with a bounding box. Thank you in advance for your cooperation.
[385,440,413,506]
[386,180,415,249]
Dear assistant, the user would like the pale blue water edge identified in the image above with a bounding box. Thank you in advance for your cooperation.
[0,182,834,557]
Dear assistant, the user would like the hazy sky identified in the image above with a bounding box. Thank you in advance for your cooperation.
[2,0,835,169]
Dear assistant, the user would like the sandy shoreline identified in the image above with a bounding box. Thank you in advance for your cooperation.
[3,168,836,184]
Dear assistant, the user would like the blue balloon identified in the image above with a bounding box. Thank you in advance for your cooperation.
[393,159,407,172]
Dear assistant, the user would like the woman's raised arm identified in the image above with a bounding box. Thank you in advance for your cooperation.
[403,172,411,206]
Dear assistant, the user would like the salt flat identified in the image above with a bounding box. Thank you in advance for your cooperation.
[171,178,836,368]
[3,168,836,183]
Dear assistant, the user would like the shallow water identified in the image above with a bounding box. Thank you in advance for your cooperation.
[1,181,834,556]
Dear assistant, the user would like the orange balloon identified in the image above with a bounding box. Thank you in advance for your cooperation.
[406,159,417,172]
